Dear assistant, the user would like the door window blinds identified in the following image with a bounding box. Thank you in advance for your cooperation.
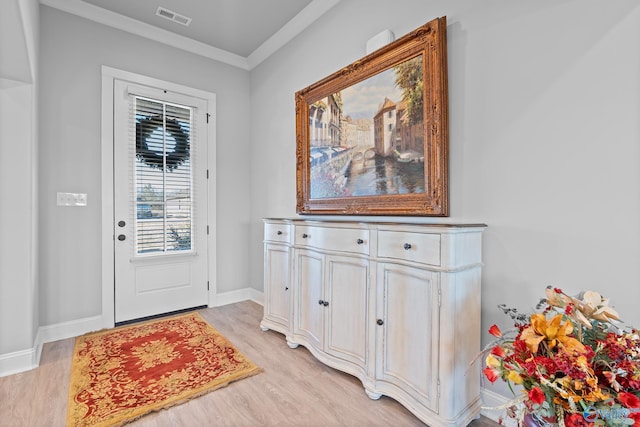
[130,96,194,255]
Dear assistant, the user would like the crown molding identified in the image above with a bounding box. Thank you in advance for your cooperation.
[248,0,341,69]
[40,0,341,71]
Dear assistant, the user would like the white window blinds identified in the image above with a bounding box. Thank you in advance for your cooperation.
[130,96,195,255]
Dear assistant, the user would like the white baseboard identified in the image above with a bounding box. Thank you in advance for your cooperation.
[480,388,518,427]
[0,347,39,377]
[38,315,104,344]
[0,315,104,377]
[210,287,263,307]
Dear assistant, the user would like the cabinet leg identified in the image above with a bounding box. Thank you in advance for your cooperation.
[259,324,269,332]
[286,339,299,349]
[365,389,382,400]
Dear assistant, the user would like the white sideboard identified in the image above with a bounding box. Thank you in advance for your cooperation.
[260,219,486,427]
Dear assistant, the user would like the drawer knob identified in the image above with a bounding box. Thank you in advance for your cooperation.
[377,319,384,326]
[277,230,283,235]
[403,243,412,250]
[356,238,364,244]
[302,233,309,239]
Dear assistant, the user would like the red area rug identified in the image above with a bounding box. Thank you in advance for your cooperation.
[66,312,260,426]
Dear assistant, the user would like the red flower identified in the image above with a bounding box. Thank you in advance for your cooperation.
[629,412,640,427]
[484,367,500,383]
[491,345,506,358]
[565,413,593,427]
[619,392,640,408]
[488,324,502,338]
[528,387,545,405]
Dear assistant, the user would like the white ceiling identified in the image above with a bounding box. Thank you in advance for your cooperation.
[40,0,341,70]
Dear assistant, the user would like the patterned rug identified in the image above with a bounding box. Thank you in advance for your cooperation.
[66,312,261,426]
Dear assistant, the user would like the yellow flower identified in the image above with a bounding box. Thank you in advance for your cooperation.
[507,371,523,384]
[520,313,586,354]
[486,354,500,368]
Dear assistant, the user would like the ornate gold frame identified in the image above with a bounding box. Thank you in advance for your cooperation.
[295,17,449,216]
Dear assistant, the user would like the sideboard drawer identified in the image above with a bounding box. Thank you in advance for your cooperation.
[295,225,370,255]
[264,222,291,243]
[377,230,441,266]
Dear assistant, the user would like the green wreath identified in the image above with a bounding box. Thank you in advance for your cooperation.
[136,115,190,171]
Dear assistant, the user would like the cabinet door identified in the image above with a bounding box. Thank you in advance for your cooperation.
[376,262,439,412]
[293,249,324,350]
[324,255,368,366]
[263,243,290,330]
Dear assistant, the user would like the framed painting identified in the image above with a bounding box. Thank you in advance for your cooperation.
[296,17,449,216]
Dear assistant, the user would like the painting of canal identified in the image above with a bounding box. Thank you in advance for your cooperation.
[309,54,425,200]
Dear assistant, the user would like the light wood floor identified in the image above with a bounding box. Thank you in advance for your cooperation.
[0,301,500,426]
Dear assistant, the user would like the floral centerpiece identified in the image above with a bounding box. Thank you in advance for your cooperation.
[482,286,640,426]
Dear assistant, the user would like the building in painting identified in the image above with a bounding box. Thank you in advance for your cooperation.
[309,93,342,147]
[395,101,424,159]
[373,97,397,157]
[373,97,424,161]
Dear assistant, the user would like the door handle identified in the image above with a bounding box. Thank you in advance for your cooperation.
[117,234,126,241]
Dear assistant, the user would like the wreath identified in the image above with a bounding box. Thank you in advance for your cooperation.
[136,115,190,171]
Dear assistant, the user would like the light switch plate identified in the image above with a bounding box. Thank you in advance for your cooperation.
[57,192,87,206]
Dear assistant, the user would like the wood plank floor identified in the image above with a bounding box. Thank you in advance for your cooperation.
[0,301,500,426]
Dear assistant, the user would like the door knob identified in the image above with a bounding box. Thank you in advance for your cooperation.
[117,234,126,241]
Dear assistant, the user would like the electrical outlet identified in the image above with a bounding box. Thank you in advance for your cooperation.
[57,192,87,206]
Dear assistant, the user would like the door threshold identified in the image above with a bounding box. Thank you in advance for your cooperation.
[115,305,208,327]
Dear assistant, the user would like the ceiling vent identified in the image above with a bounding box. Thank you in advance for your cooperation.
[156,6,192,26]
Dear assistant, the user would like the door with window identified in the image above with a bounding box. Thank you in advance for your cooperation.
[113,80,209,323]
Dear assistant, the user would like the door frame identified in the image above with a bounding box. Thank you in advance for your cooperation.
[100,66,217,328]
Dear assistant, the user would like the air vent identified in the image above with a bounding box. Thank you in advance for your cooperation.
[156,6,192,26]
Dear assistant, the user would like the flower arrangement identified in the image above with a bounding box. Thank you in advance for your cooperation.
[482,286,640,426]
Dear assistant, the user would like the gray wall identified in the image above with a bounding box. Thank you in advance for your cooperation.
[31,0,640,401]
[0,0,39,358]
[249,0,640,396]
[38,6,252,325]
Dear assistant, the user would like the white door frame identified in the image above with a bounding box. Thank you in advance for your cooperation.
[100,66,217,328]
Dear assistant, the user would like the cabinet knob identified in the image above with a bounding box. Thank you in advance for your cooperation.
[277,230,283,235]
[323,301,329,307]
[118,220,126,227]
[117,234,126,241]
[356,238,364,244]
[318,299,324,305]
[285,287,289,291]
[403,243,412,250]
[302,233,309,239]
[377,319,384,326]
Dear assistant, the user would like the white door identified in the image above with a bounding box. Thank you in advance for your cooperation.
[324,255,368,366]
[376,262,439,410]
[293,249,324,349]
[113,80,209,323]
